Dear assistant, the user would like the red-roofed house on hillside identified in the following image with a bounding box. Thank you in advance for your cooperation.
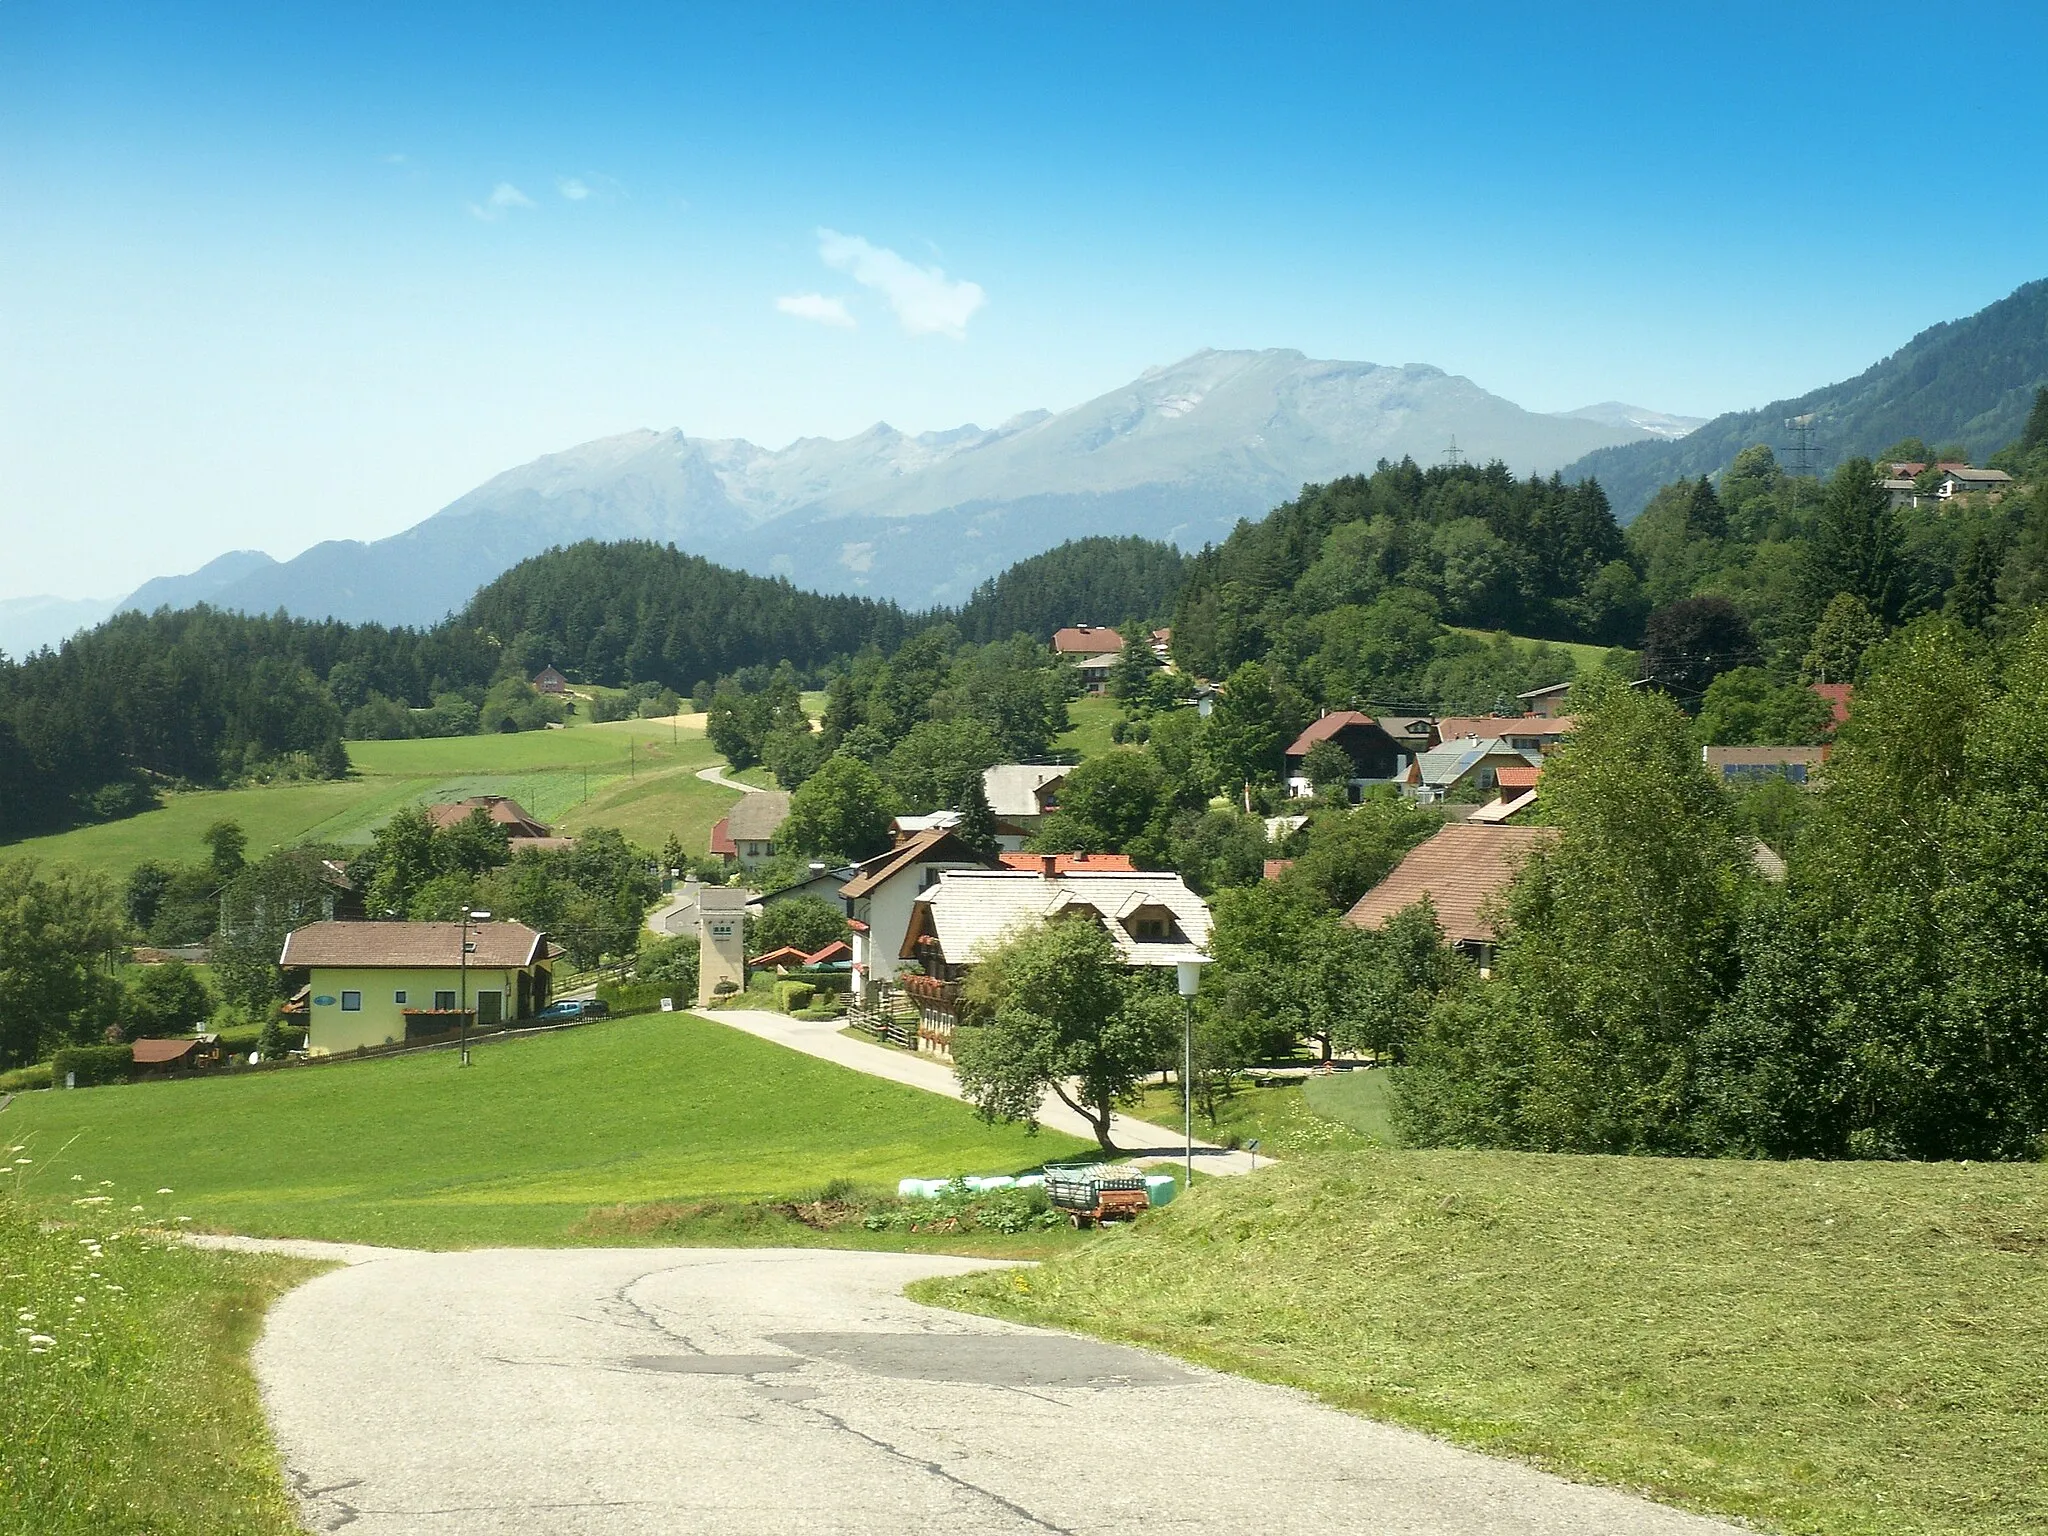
[1284,712,1409,800]
[532,666,569,695]
[1344,823,1557,974]
[279,920,557,1055]
[425,796,575,853]
[1052,625,1128,656]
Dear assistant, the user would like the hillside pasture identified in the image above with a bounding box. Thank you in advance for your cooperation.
[3,715,737,876]
[1,1011,1092,1249]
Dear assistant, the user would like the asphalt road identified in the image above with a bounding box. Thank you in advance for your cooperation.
[241,1242,1745,1536]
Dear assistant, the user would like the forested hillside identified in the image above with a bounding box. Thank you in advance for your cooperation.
[954,536,1187,644]
[1566,277,2048,519]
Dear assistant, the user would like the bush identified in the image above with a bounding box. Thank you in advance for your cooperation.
[596,978,686,1016]
[776,980,816,1013]
[51,1043,138,1087]
[0,1062,53,1092]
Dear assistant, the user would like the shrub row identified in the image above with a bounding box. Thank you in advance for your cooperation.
[596,978,687,1016]
[50,1044,138,1087]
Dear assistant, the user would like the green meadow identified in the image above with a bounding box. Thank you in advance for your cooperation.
[1,1011,1091,1249]
[2,715,738,877]
[923,1148,2048,1536]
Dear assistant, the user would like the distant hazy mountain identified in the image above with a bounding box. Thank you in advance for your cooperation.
[152,350,1676,623]
[1564,278,2048,521]
[121,549,281,614]
[1551,402,1706,440]
[0,595,117,658]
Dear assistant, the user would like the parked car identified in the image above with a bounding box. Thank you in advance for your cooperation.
[535,998,609,1022]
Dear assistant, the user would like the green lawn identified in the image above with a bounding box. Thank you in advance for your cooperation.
[1300,1067,1402,1144]
[1130,1076,1379,1156]
[1446,627,1618,676]
[1055,696,1121,760]
[922,1150,2048,1536]
[0,1197,313,1535]
[3,716,730,877]
[1,1011,1091,1248]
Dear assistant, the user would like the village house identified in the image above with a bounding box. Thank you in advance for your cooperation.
[839,824,1003,1008]
[896,866,1214,1060]
[1344,823,1558,975]
[710,790,792,868]
[1282,712,1410,800]
[1939,465,2013,500]
[531,666,569,695]
[981,764,1068,850]
[1403,737,1537,804]
[1436,714,1575,757]
[426,796,575,853]
[279,919,556,1055]
[1070,653,1115,696]
[1051,625,1128,658]
[996,850,1135,873]
[1468,761,1542,823]
[1702,745,1828,787]
[1516,682,1573,718]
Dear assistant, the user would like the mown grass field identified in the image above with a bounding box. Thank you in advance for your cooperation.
[922,1149,2048,1536]
[0,1193,313,1536]
[1,1011,1091,1249]
[1054,695,1120,760]
[1446,626,1617,677]
[2,716,738,877]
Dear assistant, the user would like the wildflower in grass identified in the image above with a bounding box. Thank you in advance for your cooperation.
[156,1188,173,1195]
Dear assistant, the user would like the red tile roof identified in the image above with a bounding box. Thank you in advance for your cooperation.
[1494,764,1542,791]
[1263,858,1295,881]
[708,816,738,858]
[1285,711,1378,757]
[997,851,1137,873]
[1437,716,1575,742]
[1343,824,1558,946]
[426,796,551,839]
[1811,682,1852,728]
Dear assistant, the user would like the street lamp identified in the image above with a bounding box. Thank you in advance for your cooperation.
[1175,957,1210,1194]
[459,908,492,1067]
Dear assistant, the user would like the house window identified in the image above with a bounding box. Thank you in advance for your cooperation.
[434,990,457,1011]
[1130,917,1168,941]
[340,991,362,1011]
[393,990,408,1005]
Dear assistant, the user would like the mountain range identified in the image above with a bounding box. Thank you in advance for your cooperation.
[1562,278,2048,518]
[0,350,1696,648]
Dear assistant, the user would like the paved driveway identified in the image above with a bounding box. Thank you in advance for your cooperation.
[246,1242,1743,1536]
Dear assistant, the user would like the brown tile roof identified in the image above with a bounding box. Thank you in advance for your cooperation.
[1263,858,1295,881]
[426,796,551,839]
[725,790,792,843]
[1285,711,1377,757]
[1051,625,1126,655]
[1702,746,1828,769]
[1437,715,1575,742]
[131,1038,200,1064]
[1494,764,1542,791]
[1343,824,1557,946]
[839,826,999,900]
[279,920,548,970]
[1811,682,1852,727]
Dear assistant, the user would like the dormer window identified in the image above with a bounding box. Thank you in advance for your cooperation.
[1120,902,1180,943]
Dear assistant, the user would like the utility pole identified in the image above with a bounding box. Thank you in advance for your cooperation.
[459,907,491,1067]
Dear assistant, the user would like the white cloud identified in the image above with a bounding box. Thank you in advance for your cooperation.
[557,177,590,201]
[466,182,535,221]
[815,229,985,339]
[775,292,856,328]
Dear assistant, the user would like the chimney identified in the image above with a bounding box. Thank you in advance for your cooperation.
[1039,853,1058,878]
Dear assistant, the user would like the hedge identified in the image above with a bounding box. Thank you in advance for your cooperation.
[596,978,686,1016]
[50,1044,138,1088]
[776,980,816,1013]
[0,1062,53,1093]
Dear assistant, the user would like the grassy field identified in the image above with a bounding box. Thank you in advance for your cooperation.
[1130,1076,1379,1156]
[0,1011,1092,1249]
[1054,696,1121,760]
[1300,1067,1401,1143]
[0,1194,313,1535]
[2,715,739,877]
[922,1149,2048,1536]
[1446,627,1618,677]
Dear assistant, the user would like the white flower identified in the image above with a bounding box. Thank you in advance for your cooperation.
[156,1188,173,1195]
[128,1205,144,1213]
[12,1157,29,1165]
[70,1174,83,1182]
[28,1334,53,1346]
[17,1311,34,1322]
[174,1216,191,1224]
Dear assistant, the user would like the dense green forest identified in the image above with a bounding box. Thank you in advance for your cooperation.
[953,535,1188,644]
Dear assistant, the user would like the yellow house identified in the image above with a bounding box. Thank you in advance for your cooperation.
[279,920,556,1056]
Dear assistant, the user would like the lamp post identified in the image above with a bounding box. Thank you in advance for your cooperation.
[1175,957,1209,1195]
[459,908,491,1067]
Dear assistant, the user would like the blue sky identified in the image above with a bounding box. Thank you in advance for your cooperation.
[4,1,2046,600]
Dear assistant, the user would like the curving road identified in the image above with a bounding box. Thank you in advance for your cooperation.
[228,1240,1746,1536]
[697,763,769,793]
